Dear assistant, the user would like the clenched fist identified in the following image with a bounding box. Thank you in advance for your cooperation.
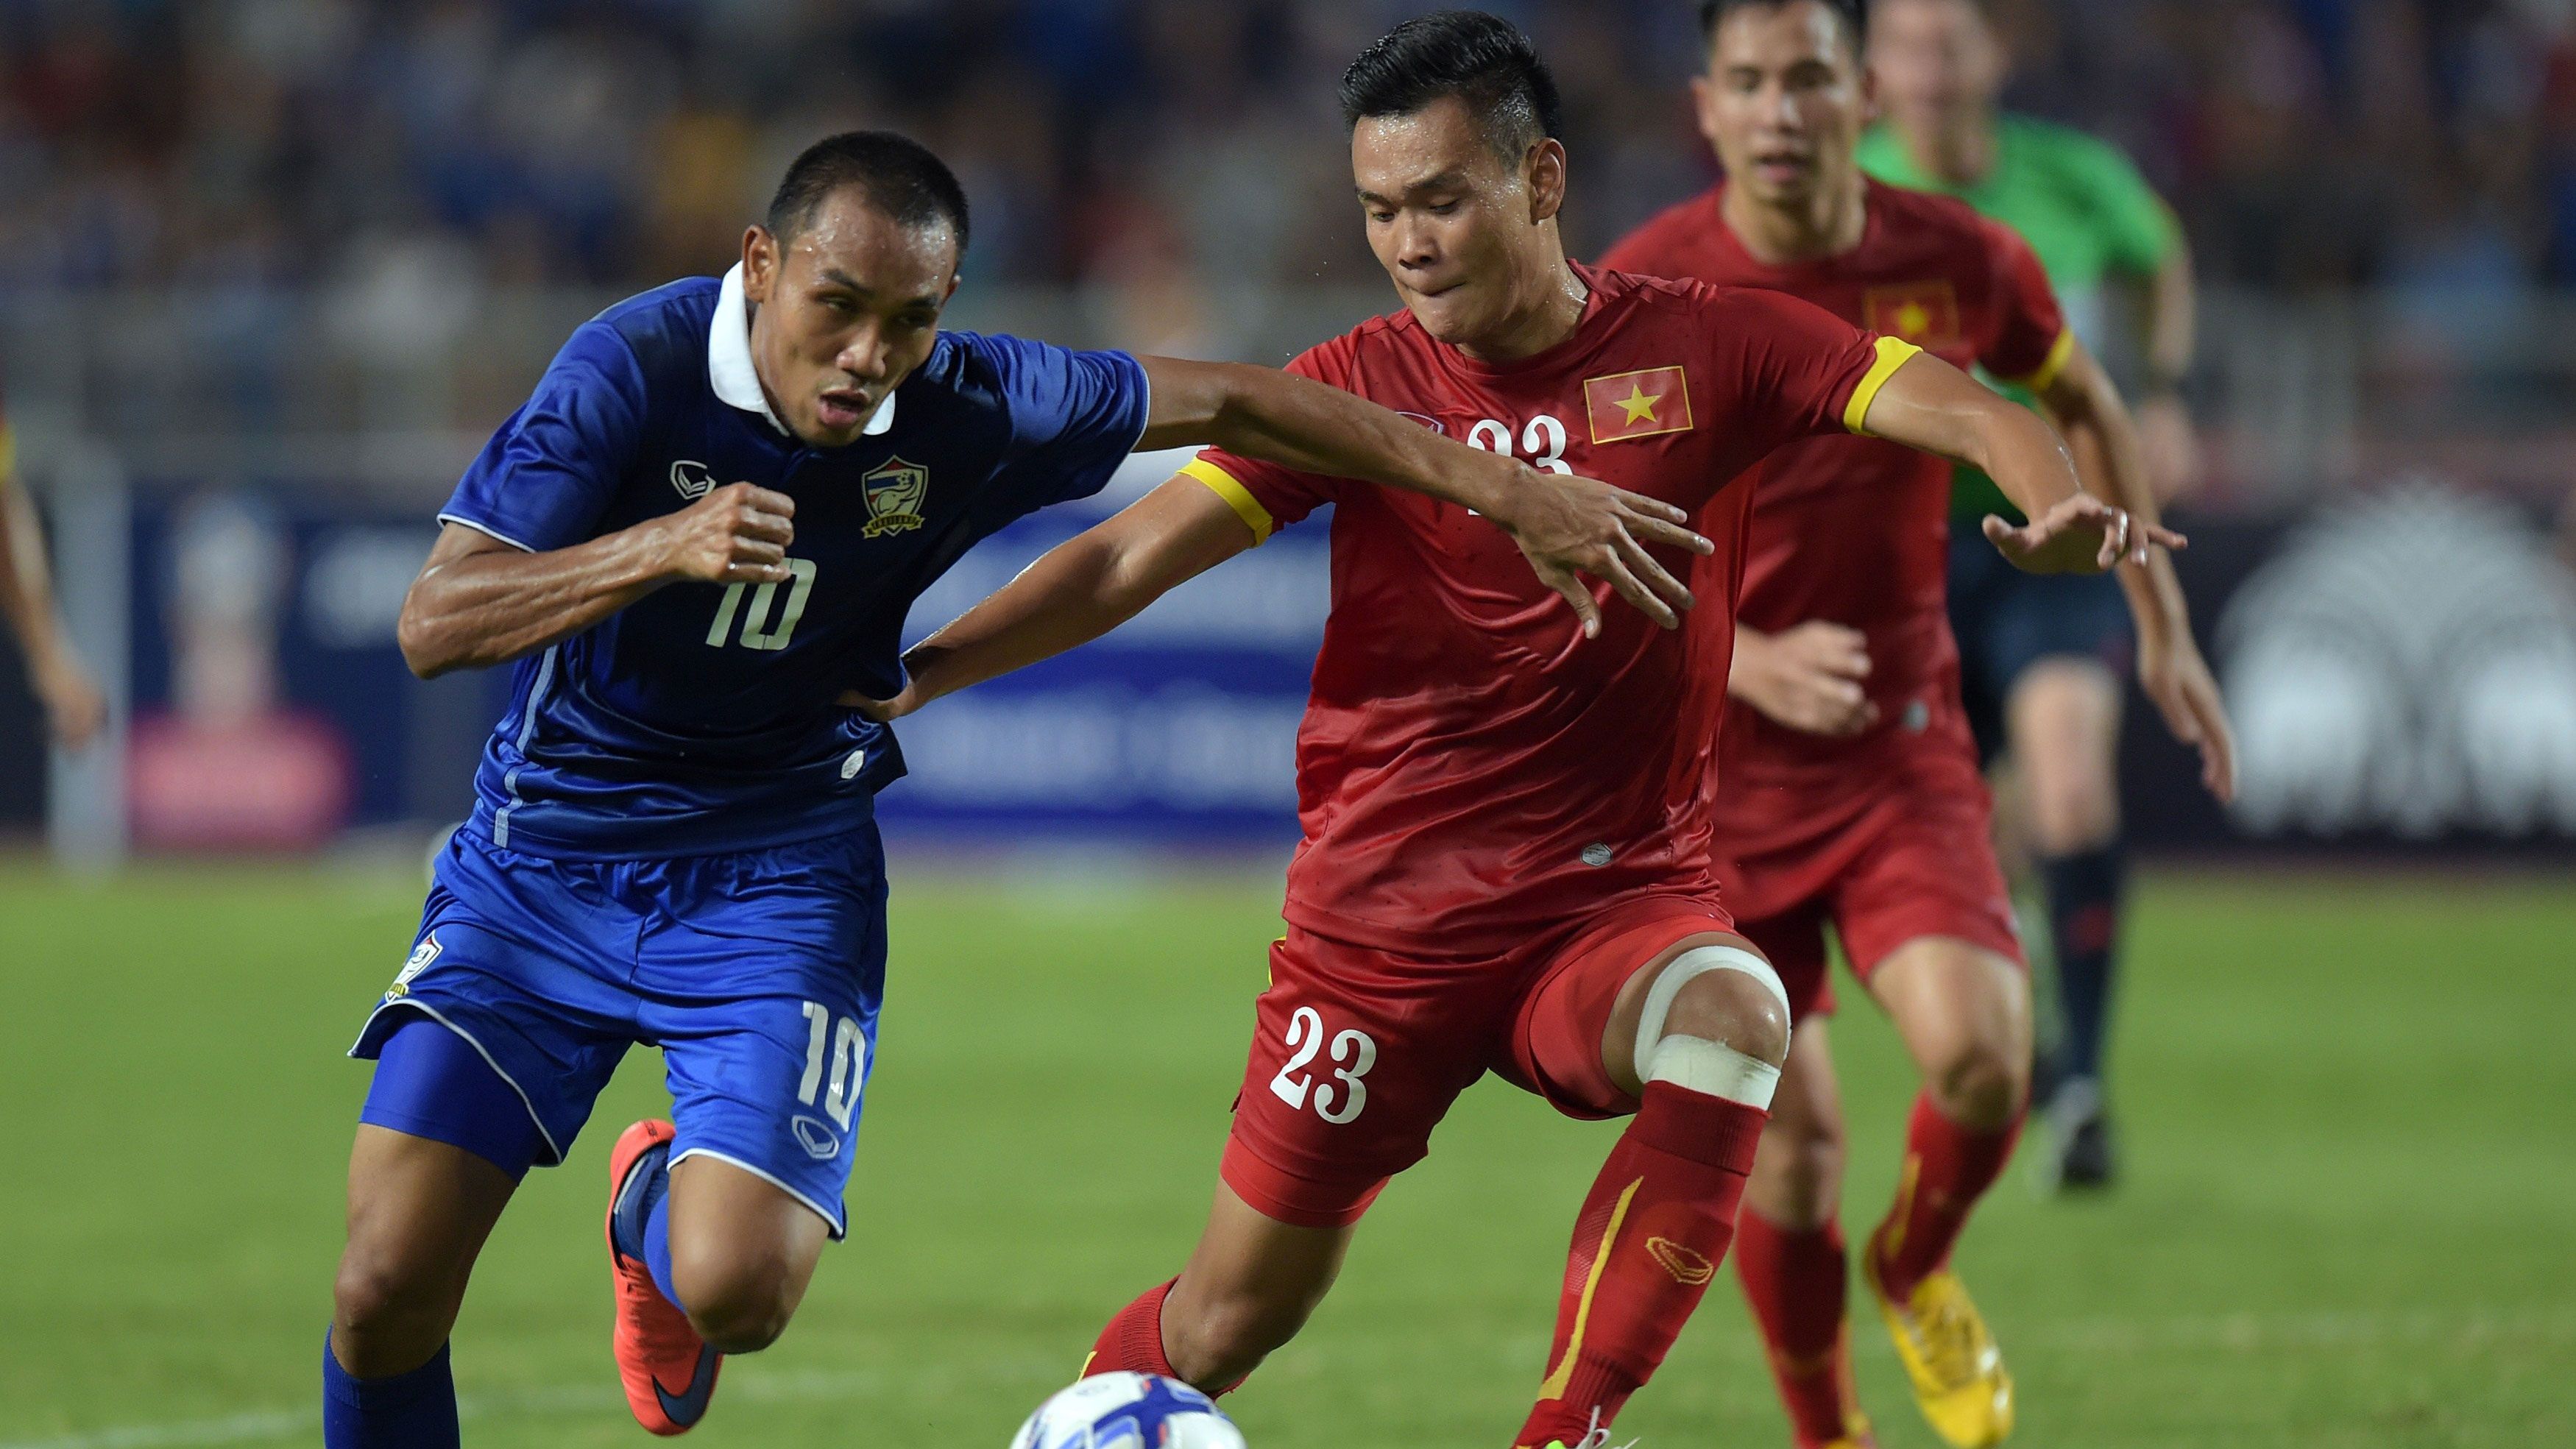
[655,482,797,584]
[1731,620,1878,737]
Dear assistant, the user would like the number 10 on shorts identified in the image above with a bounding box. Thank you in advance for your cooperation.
[797,1001,866,1130]
[1268,1006,1377,1124]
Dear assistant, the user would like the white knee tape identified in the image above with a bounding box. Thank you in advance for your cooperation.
[1635,946,1789,1110]
[1645,1035,1783,1109]
[1634,945,1791,1071]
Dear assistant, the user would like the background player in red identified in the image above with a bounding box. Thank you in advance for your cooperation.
[859,13,2168,1446]
[1602,4,2235,1447]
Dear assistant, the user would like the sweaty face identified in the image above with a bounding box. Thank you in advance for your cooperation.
[742,192,959,449]
[1351,97,1559,351]
[1697,1,1869,208]
[1869,0,2005,144]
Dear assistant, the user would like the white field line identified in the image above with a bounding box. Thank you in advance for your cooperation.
[5,1307,2570,1449]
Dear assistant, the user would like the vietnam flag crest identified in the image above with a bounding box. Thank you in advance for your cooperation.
[1583,365,1694,444]
[1864,281,1962,348]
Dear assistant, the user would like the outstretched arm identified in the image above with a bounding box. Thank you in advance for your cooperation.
[0,472,105,749]
[1852,351,2182,574]
[848,475,1250,721]
[2035,340,2235,800]
[396,483,796,679]
[1135,356,1711,638]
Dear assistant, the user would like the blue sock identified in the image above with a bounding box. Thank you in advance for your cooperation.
[2041,843,2126,1089]
[645,1183,685,1309]
[610,1140,687,1311]
[323,1334,459,1449]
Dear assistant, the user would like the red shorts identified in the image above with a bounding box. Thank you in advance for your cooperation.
[1221,899,1740,1229]
[1715,738,2023,1024]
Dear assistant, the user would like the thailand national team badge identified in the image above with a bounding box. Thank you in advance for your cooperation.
[388,932,442,999]
[1583,365,1694,444]
[861,456,929,538]
[670,458,718,500]
[1864,281,1962,349]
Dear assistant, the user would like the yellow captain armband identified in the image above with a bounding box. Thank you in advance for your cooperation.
[1843,336,1924,437]
[2003,328,2078,397]
[1181,457,1273,546]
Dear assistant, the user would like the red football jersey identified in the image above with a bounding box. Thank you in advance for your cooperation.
[1186,264,1912,952]
[1602,180,2070,786]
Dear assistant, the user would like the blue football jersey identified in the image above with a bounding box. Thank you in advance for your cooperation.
[438,265,1150,858]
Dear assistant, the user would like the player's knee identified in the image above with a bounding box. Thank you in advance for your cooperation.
[1657,961,1791,1070]
[2030,777,2118,854]
[673,1246,800,1354]
[330,1241,459,1370]
[1754,1116,1844,1225]
[1927,1036,2028,1130]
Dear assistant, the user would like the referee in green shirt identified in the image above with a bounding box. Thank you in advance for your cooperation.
[1864,0,2211,1192]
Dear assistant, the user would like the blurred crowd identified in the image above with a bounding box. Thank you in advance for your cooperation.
[2,0,2573,302]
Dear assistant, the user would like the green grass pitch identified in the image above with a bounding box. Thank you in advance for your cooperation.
[2,862,2572,1448]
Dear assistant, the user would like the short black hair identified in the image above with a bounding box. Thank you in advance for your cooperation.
[765,130,971,255]
[1338,10,1563,160]
[1697,0,1869,57]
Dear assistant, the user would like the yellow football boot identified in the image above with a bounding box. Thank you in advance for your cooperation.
[1862,1241,2014,1448]
[1521,1408,1625,1449]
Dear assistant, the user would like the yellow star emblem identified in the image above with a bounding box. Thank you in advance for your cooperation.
[1616,383,1661,425]
[1897,301,1931,339]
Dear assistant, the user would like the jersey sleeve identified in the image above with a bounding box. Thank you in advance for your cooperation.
[1976,219,2076,392]
[439,321,648,551]
[2068,132,2182,277]
[1174,340,1351,546]
[1711,289,1922,451]
[973,333,1153,517]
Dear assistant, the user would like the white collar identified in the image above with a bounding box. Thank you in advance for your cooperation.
[708,262,897,439]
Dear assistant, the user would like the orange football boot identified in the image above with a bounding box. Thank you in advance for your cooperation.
[606,1119,721,1435]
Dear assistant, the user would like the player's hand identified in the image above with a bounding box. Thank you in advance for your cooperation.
[2138,628,2236,802]
[1730,621,1878,736]
[656,482,796,584]
[1487,464,1714,638]
[838,681,919,723]
[34,649,106,751]
[1984,495,2184,575]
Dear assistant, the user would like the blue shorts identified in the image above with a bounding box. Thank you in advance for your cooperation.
[351,823,888,1238]
[1947,527,2135,764]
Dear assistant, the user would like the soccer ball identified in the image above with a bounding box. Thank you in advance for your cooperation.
[1010,1372,1246,1449]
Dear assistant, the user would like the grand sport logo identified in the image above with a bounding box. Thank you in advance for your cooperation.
[670,459,718,500]
[2220,480,2576,837]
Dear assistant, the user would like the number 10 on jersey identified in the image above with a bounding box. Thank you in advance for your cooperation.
[706,558,818,651]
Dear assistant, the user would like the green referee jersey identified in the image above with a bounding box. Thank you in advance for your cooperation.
[1858,114,2181,520]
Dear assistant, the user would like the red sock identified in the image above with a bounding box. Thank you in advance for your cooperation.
[1735,1212,1864,1448]
[1872,1092,2023,1301]
[1516,1081,1766,1447]
[1085,1279,1178,1378]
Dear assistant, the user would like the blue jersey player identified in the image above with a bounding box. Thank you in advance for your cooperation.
[321,130,1713,1446]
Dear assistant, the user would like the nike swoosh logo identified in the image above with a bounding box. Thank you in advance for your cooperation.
[654,1345,720,1425]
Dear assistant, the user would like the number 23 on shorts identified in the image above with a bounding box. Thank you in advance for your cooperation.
[1267,1006,1379,1125]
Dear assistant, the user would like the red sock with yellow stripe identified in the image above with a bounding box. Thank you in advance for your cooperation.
[1735,1211,1866,1448]
[1515,1081,1766,1445]
[1871,1092,2023,1302]
[1085,1279,1180,1379]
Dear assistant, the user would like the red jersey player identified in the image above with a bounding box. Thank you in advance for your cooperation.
[1602,4,2234,1448]
[859,13,2168,1446]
